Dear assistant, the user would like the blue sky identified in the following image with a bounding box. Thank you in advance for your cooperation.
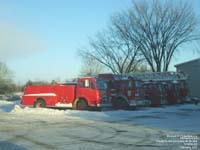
[0,0,200,84]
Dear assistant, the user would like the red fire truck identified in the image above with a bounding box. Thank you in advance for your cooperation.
[98,74,145,109]
[21,77,112,110]
[130,72,188,105]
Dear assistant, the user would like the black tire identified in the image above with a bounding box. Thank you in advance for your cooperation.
[34,99,46,108]
[76,99,88,110]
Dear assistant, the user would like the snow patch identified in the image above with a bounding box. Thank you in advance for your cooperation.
[0,100,14,105]
[11,105,65,115]
[0,100,17,112]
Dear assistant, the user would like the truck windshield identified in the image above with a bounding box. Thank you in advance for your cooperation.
[96,80,107,90]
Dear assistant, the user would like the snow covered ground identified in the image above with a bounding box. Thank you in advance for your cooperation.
[0,100,199,150]
[66,104,200,133]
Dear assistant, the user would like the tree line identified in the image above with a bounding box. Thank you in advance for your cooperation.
[0,62,23,95]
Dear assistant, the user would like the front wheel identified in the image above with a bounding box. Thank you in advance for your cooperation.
[76,99,88,110]
[34,99,46,108]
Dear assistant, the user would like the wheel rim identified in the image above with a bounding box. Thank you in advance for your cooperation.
[36,103,43,108]
[78,103,84,110]
[38,103,43,108]
[77,101,87,110]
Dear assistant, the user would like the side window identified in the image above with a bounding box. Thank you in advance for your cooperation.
[90,81,95,90]
[79,80,95,89]
[80,81,84,88]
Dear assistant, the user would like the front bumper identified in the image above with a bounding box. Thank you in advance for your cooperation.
[129,100,137,106]
[136,99,151,106]
[97,103,112,107]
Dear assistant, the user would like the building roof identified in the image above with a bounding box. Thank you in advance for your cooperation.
[175,58,200,67]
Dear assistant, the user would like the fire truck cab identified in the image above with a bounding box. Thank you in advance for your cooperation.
[98,74,144,109]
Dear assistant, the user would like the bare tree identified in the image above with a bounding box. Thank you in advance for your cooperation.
[111,0,200,72]
[79,26,144,74]
[80,57,105,76]
[0,62,13,94]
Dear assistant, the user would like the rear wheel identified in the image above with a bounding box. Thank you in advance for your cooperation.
[34,99,46,108]
[112,98,129,110]
[76,99,88,110]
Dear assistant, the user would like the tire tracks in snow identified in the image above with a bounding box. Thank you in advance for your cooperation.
[55,120,170,149]
[7,135,56,150]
